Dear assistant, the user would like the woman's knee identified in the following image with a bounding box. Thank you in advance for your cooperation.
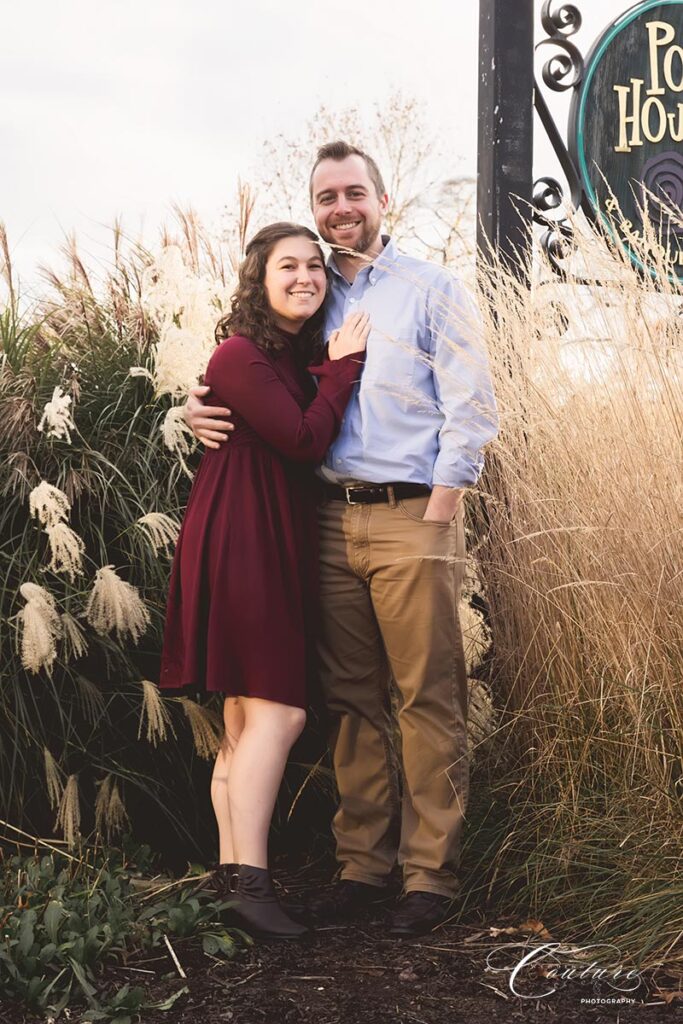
[249,700,306,743]
[239,697,306,744]
[283,705,306,741]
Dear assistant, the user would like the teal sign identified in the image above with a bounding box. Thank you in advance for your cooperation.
[569,0,683,282]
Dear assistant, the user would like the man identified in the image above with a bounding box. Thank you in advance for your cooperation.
[185,141,498,937]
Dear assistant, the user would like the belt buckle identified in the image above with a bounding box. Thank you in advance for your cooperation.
[344,485,363,505]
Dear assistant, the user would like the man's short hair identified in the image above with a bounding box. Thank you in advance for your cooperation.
[309,141,386,201]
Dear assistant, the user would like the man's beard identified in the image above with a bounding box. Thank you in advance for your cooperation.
[325,218,381,257]
[351,223,379,254]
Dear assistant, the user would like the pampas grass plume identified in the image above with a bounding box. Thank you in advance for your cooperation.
[95,775,130,839]
[37,385,76,442]
[55,774,81,849]
[18,582,63,675]
[84,565,151,643]
[61,612,88,661]
[179,697,221,760]
[138,679,174,746]
[28,481,71,527]
[136,512,180,555]
[43,747,64,812]
[161,405,193,456]
[45,521,85,580]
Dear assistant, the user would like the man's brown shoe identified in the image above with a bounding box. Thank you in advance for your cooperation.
[308,879,390,923]
[387,891,454,937]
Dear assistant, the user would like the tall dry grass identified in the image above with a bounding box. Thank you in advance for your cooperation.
[470,219,682,973]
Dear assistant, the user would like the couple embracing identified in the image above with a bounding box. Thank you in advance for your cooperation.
[159,140,499,940]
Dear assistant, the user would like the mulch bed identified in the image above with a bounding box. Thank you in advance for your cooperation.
[2,865,679,1024]
[132,919,676,1024]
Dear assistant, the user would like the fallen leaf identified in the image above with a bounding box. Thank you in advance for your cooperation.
[657,990,683,1005]
[518,919,552,940]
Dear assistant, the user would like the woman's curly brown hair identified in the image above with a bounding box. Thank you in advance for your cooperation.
[216,222,326,365]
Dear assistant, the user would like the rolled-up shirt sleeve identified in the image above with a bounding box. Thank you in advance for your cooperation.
[427,273,499,488]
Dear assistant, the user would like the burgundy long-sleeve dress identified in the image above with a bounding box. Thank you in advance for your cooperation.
[159,330,364,709]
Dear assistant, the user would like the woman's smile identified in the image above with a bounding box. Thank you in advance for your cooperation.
[264,236,327,330]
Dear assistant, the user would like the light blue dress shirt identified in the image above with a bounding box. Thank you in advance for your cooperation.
[321,237,499,489]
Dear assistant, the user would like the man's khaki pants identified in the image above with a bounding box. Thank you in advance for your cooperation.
[316,492,468,898]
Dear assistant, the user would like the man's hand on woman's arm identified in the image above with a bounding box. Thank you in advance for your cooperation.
[184,385,234,450]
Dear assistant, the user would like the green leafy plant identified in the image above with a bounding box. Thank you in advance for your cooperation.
[0,838,240,1021]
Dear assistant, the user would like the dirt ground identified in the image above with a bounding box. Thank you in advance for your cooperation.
[3,867,681,1024]
[131,921,679,1024]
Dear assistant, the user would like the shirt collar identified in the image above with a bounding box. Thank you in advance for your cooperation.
[327,234,397,283]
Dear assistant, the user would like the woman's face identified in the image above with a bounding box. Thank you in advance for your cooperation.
[263,236,327,332]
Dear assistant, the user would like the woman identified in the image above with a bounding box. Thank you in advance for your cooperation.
[159,222,368,939]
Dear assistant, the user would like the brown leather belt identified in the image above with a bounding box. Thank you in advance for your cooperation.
[323,482,431,505]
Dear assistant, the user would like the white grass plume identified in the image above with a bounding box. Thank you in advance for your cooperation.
[84,565,151,643]
[45,521,85,581]
[138,679,174,746]
[29,481,71,527]
[61,612,88,661]
[136,513,180,555]
[161,405,193,455]
[95,775,130,839]
[43,747,64,812]
[141,244,230,397]
[179,697,222,760]
[18,582,63,675]
[37,385,76,442]
[55,773,81,849]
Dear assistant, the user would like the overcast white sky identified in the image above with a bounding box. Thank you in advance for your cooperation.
[1,0,625,293]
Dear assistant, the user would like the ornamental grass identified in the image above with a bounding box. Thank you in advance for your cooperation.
[0,215,240,863]
[467,216,682,976]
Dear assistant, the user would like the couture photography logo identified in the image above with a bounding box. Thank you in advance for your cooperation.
[484,941,645,1001]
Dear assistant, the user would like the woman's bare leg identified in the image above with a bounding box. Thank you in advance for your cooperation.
[210,696,245,864]
[227,697,305,868]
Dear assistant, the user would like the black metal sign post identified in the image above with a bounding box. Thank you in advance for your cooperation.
[480,0,683,287]
[476,0,535,280]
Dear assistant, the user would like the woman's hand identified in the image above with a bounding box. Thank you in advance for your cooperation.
[328,311,371,360]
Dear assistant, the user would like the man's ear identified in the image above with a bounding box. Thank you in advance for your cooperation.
[379,193,389,215]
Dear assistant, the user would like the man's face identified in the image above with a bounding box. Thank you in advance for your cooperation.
[310,155,388,255]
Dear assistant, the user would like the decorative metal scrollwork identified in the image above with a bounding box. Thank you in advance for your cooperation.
[534,177,576,277]
[539,224,576,278]
[540,0,581,39]
[532,1,589,277]
[536,1,585,92]
[533,177,564,214]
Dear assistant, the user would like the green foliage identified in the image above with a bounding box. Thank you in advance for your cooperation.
[0,234,222,858]
[0,839,239,1021]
